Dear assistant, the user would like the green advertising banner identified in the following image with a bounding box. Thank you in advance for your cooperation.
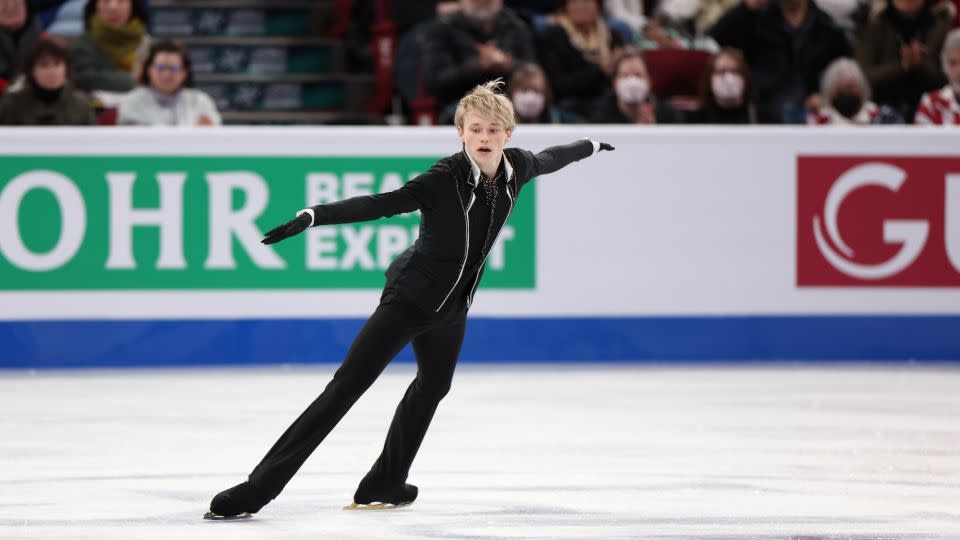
[0,156,535,290]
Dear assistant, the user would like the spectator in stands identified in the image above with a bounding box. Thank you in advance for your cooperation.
[0,39,95,124]
[815,0,873,46]
[117,39,220,126]
[613,0,741,39]
[688,47,756,123]
[71,0,149,93]
[506,0,562,19]
[537,0,626,116]
[605,0,647,37]
[422,0,536,119]
[504,0,562,33]
[391,1,460,38]
[636,0,722,51]
[29,0,77,29]
[508,62,581,122]
[915,27,960,124]
[807,57,903,124]
[708,0,850,123]
[589,46,680,122]
[0,0,42,91]
[695,0,741,35]
[856,0,952,122]
[509,0,635,40]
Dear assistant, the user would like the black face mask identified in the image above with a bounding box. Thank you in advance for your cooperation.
[832,93,862,118]
[28,78,65,104]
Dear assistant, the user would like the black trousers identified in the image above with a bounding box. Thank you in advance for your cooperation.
[247,293,467,500]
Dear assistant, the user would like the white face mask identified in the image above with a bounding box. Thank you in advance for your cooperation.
[512,90,545,119]
[615,75,650,104]
[711,72,745,104]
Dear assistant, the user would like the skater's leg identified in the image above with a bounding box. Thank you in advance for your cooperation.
[210,301,428,516]
[355,314,466,503]
[248,301,429,493]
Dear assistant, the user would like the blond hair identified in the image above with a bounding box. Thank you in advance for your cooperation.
[454,79,516,132]
[820,57,871,102]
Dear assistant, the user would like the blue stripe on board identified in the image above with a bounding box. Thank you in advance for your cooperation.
[0,316,958,368]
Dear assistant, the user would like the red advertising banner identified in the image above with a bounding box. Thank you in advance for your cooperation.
[797,156,960,287]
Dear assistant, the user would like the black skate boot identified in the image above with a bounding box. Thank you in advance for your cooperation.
[203,481,269,520]
[344,476,418,510]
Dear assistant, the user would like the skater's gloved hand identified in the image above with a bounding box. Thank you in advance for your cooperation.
[261,212,312,245]
[584,138,615,154]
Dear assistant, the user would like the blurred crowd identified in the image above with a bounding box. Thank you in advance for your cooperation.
[1,0,958,126]
[0,0,218,126]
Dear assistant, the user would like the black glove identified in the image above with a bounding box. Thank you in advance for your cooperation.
[599,142,615,152]
[262,213,312,245]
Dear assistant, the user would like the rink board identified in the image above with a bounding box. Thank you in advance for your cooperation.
[1,127,959,366]
[1,316,959,368]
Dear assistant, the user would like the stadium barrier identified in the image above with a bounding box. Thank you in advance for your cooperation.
[1,126,958,367]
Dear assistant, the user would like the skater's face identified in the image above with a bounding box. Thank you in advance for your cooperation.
[458,112,512,173]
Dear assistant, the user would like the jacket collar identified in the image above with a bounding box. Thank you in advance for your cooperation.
[462,146,514,187]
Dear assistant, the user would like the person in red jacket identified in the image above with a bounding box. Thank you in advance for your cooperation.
[914,27,960,125]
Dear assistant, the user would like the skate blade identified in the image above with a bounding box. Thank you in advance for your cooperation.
[203,511,253,520]
[343,501,413,511]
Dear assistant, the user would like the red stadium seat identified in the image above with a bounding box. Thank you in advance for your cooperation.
[96,107,118,125]
[642,48,712,99]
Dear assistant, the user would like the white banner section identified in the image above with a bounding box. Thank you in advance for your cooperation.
[1,126,958,319]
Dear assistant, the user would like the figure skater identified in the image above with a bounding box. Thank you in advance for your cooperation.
[204,79,614,519]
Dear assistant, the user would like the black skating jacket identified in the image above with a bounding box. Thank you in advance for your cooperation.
[304,139,596,313]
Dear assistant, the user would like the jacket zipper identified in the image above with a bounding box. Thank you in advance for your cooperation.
[436,169,475,312]
[467,165,517,308]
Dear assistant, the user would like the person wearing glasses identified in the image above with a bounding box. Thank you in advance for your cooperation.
[117,39,220,126]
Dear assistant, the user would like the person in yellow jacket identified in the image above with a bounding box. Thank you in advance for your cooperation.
[71,0,150,93]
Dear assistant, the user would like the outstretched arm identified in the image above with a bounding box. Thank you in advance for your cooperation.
[301,188,421,226]
[262,169,438,245]
[517,139,615,186]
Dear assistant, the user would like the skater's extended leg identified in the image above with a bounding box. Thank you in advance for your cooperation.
[208,301,428,517]
[353,314,466,506]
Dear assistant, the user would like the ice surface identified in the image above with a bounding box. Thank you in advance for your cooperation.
[1,364,958,539]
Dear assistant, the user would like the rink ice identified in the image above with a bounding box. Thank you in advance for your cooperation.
[1,364,958,539]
